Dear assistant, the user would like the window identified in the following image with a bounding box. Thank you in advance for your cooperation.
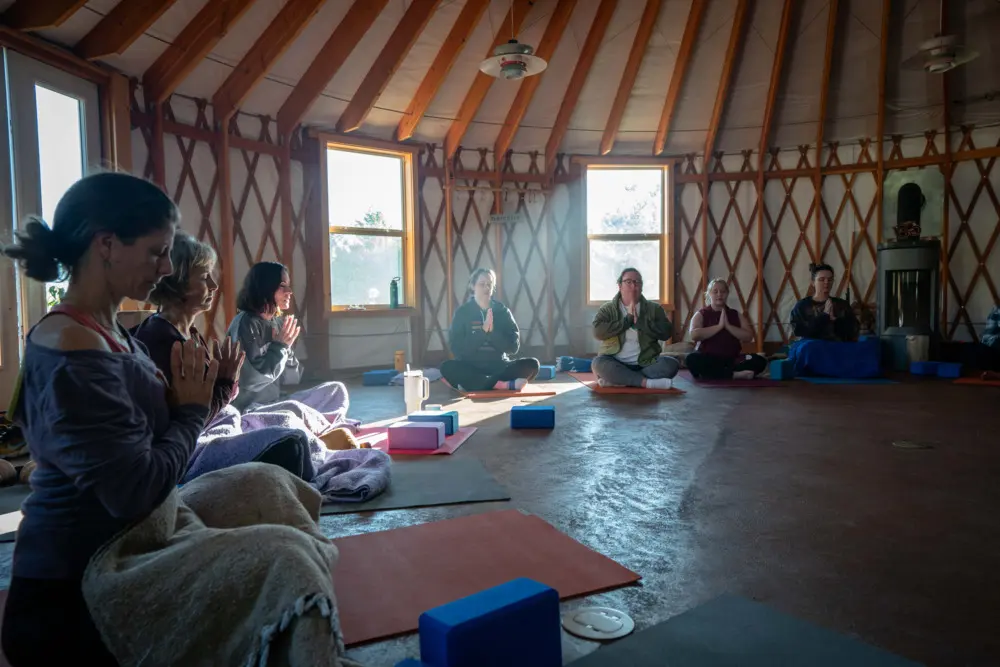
[323,141,417,311]
[585,165,671,305]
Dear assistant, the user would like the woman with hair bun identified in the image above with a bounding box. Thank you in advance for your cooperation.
[441,268,540,391]
[685,278,767,380]
[790,263,859,342]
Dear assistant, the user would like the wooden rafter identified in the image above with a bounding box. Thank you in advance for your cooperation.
[2,0,86,31]
[443,0,535,160]
[653,0,705,156]
[599,0,662,156]
[704,0,749,161]
[76,0,178,60]
[544,0,617,173]
[756,0,795,350]
[213,0,325,124]
[142,0,256,105]
[277,0,389,138]
[494,0,577,161]
[338,0,440,134]
[875,0,891,243]
[396,0,490,142]
[815,0,839,265]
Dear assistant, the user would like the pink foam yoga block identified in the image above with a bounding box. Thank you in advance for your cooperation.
[388,421,445,450]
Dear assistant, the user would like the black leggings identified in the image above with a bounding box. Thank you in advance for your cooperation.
[686,352,768,379]
[252,433,312,480]
[440,358,540,391]
[2,576,118,666]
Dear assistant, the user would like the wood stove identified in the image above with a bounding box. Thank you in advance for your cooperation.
[877,239,941,370]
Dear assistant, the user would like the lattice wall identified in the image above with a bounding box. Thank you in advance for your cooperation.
[130,90,309,343]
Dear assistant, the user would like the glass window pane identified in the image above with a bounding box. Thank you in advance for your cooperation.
[586,168,662,235]
[327,148,404,231]
[330,233,403,307]
[589,240,660,302]
[35,85,84,308]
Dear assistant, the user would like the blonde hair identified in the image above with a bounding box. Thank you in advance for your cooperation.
[468,268,496,297]
[704,277,729,305]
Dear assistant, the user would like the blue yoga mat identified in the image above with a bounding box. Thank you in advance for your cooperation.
[798,377,897,385]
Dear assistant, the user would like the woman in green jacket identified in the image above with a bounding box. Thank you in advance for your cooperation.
[441,268,540,392]
[591,268,679,388]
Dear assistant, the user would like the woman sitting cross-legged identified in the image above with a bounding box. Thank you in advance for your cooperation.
[686,278,767,380]
[227,261,354,427]
[591,267,679,388]
[790,263,860,342]
[132,234,314,480]
[441,268,540,392]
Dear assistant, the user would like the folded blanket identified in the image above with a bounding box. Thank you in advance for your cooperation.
[190,403,392,504]
[82,463,362,667]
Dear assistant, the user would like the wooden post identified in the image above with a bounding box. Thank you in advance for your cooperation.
[279,140,294,278]
[217,117,237,324]
[816,0,838,266]
[875,0,891,244]
[150,100,166,189]
[940,0,952,336]
[444,150,455,324]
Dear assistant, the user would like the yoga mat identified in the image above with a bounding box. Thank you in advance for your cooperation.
[570,594,922,667]
[797,377,898,385]
[333,509,640,646]
[354,425,477,455]
[462,386,556,399]
[320,458,509,514]
[678,370,785,388]
[954,377,1000,386]
[569,372,685,395]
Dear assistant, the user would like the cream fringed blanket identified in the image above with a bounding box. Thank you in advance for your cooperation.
[81,463,362,667]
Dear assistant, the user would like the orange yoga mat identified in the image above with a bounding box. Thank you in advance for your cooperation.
[569,371,685,395]
[462,386,556,399]
[333,509,640,646]
[954,377,1000,386]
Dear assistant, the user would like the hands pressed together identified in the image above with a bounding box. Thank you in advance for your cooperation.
[276,315,302,347]
[823,298,837,320]
[168,336,246,408]
[481,308,494,334]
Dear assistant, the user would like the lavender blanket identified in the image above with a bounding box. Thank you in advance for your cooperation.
[185,401,390,503]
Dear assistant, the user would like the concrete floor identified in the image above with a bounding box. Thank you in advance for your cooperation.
[330,375,1000,667]
[1,374,997,666]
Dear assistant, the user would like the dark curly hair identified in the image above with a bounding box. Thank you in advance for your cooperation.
[1,172,179,282]
[236,261,287,315]
[147,232,217,308]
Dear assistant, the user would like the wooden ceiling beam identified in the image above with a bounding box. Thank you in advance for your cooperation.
[396,0,490,142]
[544,0,617,173]
[213,0,326,125]
[443,0,535,160]
[653,0,705,156]
[2,0,86,31]
[494,0,578,161]
[599,0,662,156]
[703,0,749,162]
[277,0,389,138]
[758,0,795,156]
[142,0,256,105]
[76,0,178,61]
[338,0,440,134]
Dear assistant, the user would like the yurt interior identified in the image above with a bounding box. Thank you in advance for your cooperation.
[0,0,997,665]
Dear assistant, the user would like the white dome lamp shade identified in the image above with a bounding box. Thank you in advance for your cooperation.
[480,40,548,80]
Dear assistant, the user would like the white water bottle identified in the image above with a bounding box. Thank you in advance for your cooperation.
[403,365,430,415]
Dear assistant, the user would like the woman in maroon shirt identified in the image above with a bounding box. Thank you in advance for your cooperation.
[686,278,767,380]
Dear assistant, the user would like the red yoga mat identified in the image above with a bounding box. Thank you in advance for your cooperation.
[333,509,640,645]
[569,372,685,395]
[677,370,785,388]
[954,377,1000,387]
[354,425,477,455]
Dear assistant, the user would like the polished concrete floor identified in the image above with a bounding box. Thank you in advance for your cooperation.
[330,375,1000,667]
[1,374,997,666]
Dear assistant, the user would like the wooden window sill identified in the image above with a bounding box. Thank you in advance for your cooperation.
[328,307,419,319]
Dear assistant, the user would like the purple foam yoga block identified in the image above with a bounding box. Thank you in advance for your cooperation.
[388,421,445,450]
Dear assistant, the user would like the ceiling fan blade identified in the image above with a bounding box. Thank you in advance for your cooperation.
[950,48,980,67]
[901,51,929,70]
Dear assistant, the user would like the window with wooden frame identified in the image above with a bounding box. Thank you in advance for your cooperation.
[584,164,672,306]
[320,138,418,312]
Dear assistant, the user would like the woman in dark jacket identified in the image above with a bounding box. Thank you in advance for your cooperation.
[441,268,539,391]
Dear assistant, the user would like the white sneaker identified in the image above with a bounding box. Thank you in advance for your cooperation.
[645,378,673,390]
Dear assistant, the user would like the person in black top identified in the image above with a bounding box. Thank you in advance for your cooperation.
[790,263,860,342]
[441,268,540,391]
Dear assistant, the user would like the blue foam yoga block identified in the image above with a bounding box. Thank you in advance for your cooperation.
[909,361,940,376]
[395,660,426,667]
[770,359,795,381]
[558,356,592,373]
[408,410,459,436]
[936,362,962,378]
[536,365,556,380]
[363,369,397,386]
[419,577,561,667]
[510,405,555,429]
